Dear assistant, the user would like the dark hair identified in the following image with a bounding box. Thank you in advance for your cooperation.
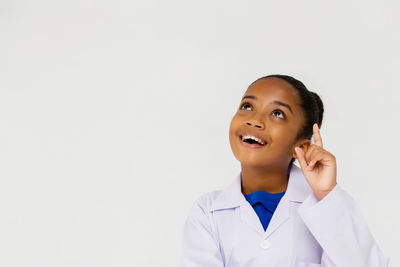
[249,74,324,166]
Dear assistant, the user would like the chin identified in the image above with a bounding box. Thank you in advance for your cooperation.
[240,161,272,169]
[235,154,270,167]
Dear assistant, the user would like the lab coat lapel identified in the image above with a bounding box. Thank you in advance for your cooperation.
[264,164,312,238]
[263,193,290,238]
[209,164,312,237]
[239,197,266,236]
[209,172,266,235]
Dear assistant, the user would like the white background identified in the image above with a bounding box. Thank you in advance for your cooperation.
[0,0,399,266]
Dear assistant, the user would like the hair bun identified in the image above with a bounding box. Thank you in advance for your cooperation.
[310,91,324,128]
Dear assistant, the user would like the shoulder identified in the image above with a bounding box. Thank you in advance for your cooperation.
[183,190,224,238]
[188,190,223,217]
[184,172,242,219]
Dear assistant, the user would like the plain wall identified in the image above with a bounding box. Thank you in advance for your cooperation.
[0,0,399,266]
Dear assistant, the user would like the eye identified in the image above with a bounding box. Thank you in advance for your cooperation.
[239,102,252,110]
[272,109,285,119]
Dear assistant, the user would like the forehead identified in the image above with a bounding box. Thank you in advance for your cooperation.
[245,77,300,105]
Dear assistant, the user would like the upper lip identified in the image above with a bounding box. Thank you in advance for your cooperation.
[238,131,267,145]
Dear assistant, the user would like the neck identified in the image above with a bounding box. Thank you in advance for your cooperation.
[240,164,290,195]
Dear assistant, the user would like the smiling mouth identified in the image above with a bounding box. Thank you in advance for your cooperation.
[239,135,267,148]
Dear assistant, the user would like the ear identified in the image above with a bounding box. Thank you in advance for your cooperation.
[292,139,311,159]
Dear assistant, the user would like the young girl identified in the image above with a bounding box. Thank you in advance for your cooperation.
[180,74,390,267]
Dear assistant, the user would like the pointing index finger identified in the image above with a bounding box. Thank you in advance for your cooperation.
[313,123,323,148]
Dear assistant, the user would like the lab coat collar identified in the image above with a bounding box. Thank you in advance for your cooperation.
[209,163,311,213]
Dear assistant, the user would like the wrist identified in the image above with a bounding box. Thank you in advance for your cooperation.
[314,183,337,201]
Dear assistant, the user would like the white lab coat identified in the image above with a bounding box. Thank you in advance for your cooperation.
[180,164,390,267]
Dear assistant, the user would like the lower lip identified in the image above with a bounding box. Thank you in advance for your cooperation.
[239,136,266,149]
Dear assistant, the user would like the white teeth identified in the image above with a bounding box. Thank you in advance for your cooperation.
[241,135,266,145]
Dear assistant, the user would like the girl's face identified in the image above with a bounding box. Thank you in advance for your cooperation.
[229,77,307,168]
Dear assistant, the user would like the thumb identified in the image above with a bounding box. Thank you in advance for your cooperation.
[294,147,308,172]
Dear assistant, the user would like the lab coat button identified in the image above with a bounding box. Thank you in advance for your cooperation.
[260,239,270,249]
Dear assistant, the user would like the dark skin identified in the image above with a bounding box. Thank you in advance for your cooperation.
[229,77,312,195]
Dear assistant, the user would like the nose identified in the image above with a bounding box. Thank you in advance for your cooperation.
[245,118,264,129]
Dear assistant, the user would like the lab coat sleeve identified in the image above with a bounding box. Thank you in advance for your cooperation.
[297,184,390,267]
[180,196,224,267]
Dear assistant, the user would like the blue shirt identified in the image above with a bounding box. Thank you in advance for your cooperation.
[242,164,291,231]
[243,189,285,231]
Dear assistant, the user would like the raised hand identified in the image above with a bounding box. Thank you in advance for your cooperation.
[294,123,337,201]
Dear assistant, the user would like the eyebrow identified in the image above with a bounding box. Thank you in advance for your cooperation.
[241,95,293,114]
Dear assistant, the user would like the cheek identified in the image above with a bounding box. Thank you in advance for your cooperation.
[270,127,297,149]
[229,127,239,147]
[229,115,240,134]
[228,117,242,149]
